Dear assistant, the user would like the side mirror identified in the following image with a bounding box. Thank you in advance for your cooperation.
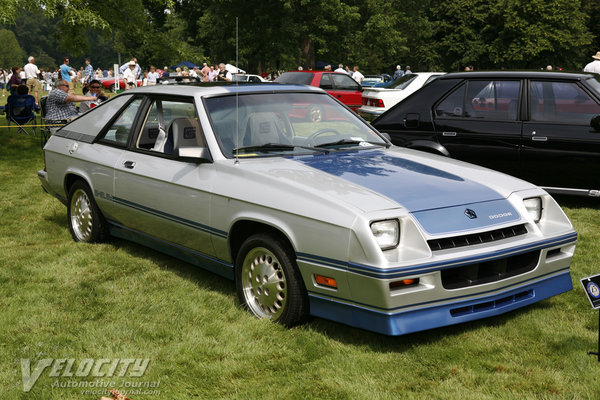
[591,115,600,132]
[404,113,420,129]
[176,146,213,163]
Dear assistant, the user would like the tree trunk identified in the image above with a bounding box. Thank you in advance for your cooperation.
[301,37,315,69]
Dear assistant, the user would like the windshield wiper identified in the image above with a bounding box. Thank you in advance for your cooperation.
[233,143,330,154]
[314,139,389,149]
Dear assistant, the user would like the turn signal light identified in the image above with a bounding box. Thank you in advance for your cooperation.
[389,278,419,290]
[315,274,338,288]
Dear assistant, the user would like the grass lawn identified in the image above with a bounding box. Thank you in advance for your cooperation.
[1,128,600,399]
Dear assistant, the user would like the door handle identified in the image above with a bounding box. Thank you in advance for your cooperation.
[532,136,547,141]
[123,161,136,169]
[442,132,457,136]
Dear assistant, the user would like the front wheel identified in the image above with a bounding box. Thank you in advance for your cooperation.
[67,180,108,243]
[235,233,308,327]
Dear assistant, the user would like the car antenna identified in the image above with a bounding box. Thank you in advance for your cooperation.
[235,17,240,164]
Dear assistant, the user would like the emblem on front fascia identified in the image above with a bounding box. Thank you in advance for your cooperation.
[465,208,477,219]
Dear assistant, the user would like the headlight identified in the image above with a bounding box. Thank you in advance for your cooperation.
[523,197,542,222]
[370,219,400,250]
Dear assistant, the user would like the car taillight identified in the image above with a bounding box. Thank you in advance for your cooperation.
[362,98,368,105]
[373,99,384,107]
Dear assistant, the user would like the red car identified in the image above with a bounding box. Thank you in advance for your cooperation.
[100,78,143,91]
[275,71,363,113]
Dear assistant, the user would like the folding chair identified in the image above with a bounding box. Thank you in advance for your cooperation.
[39,95,52,147]
[6,94,38,136]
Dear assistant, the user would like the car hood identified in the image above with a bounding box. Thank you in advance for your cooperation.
[229,147,534,231]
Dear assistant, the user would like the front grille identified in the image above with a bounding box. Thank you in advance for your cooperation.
[428,224,527,251]
[441,250,539,289]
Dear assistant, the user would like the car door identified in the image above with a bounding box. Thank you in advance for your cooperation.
[320,73,363,111]
[521,79,600,191]
[112,96,217,256]
[433,79,523,176]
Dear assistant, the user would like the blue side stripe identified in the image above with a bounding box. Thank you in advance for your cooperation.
[298,232,577,279]
[307,267,571,313]
[112,196,228,238]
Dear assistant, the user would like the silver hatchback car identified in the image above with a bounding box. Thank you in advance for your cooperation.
[38,83,577,335]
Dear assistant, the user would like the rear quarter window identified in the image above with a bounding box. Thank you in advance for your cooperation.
[275,72,314,85]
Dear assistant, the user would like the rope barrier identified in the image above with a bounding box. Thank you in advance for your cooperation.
[0,123,65,128]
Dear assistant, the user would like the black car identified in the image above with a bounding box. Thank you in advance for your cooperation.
[372,71,600,197]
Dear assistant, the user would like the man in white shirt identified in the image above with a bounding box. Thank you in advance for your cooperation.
[216,63,232,81]
[334,64,345,73]
[24,56,41,104]
[583,52,600,74]
[351,66,364,84]
[123,61,137,90]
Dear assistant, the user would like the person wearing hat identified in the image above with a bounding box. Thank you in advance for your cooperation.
[584,52,600,73]
[123,61,137,90]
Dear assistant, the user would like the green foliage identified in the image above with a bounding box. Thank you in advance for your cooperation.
[0,29,24,67]
[431,0,591,71]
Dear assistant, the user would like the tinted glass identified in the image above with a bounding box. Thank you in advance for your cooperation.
[467,80,520,120]
[274,72,313,85]
[436,80,520,120]
[100,98,143,146]
[205,92,384,157]
[332,73,360,90]
[435,83,466,117]
[388,74,418,89]
[529,81,600,123]
[65,95,133,140]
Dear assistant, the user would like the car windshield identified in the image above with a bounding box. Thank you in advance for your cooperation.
[205,92,386,157]
[274,72,314,85]
[388,73,418,89]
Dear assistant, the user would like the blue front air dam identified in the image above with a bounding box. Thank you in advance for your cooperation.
[308,271,572,336]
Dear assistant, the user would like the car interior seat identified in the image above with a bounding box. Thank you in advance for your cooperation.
[242,112,287,146]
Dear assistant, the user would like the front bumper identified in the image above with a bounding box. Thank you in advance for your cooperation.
[297,232,576,335]
[308,271,572,335]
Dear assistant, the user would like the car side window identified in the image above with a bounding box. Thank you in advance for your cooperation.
[332,73,361,91]
[319,74,333,90]
[435,83,466,117]
[136,98,205,155]
[99,97,143,147]
[466,80,520,120]
[529,81,600,124]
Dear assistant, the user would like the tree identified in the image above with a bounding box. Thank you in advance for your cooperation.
[0,29,24,67]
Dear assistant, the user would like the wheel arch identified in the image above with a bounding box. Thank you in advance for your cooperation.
[228,219,296,266]
[64,172,93,197]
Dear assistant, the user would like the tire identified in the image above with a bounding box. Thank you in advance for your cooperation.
[235,233,309,327]
[67,180,108,243]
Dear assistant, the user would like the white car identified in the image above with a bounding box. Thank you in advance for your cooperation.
[231,73,268,83]
[358,72,446,120]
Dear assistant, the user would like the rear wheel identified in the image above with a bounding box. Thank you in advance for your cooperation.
[67,180,108,243]
[235,233,308,327]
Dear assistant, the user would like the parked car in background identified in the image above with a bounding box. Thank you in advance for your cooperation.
[361,74,393,87]
[372,71,600,197]
[100,77,143,91]
[275,71,363,113]
[231,73,268,83]
[358,72,446,121]
[38,83,577,336]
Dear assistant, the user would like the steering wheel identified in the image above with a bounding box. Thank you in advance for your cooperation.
[307,128,342,146]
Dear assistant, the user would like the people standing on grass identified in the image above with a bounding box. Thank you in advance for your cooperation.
[352,66,364,83]
[24,56,41,104]
[0,68,7,97]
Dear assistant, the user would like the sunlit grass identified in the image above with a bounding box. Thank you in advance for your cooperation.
[1,130,599,399]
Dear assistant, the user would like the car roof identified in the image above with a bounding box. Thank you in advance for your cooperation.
[440,70,595,81]
[119,82,324,96]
